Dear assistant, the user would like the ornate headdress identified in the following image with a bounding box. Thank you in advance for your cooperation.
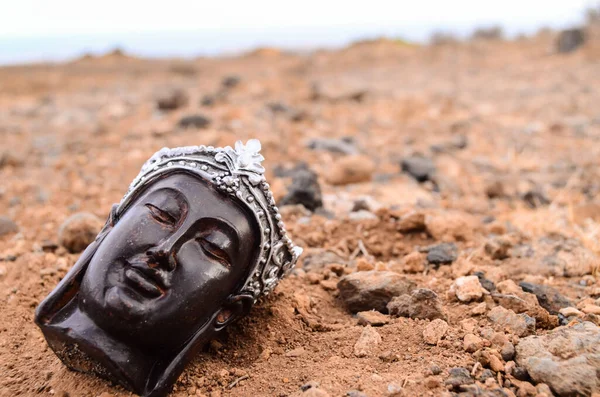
[117,139,302,301]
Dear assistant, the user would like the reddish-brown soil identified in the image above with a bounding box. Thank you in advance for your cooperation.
[1,34,600,397]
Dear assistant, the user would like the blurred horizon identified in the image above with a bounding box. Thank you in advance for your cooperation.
[0,0,595,65]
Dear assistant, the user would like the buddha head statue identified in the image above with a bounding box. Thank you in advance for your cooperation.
[35,140,302,397]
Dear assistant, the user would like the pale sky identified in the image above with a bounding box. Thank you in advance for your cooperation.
[0,0,595,64]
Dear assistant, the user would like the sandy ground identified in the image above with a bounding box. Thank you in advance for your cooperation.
[1,34,600,397]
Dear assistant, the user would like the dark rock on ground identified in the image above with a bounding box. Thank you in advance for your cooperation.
[445,367,474,389]
[306,137,358,155]
[0,216,19,237]
[58,212,103,253]
[519,282,572,315]
[267,101,291,113]
[556,28,586,54]
[222,75,241,88]
[178,114,211,129]
[473,271,496,292]
[279,167,323,211]
[511,366,530,381]
[516,321,600,396]
[337,271,415,313]
[387,288,447,320]
[156,88,189,111]
[346,391,367,397]
[522,188,550,208]
[200,94,217,107]
[426,243,458,265]
[401,156,436,183]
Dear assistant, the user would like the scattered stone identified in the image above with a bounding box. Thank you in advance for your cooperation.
[386,383,404,396]
[512,366,530,381]
[348,210,378,221]
[516,381,537,397]
[302,388,330,397]
[306,137,358,155]
[521,188,550,208]
[326,155,375,185]
[285,347,306,357]
[379,350,400,363]
[424,377,441,389]
[492,293,530,313]
[559,307,583,318]
[58,212,103,253]
[338,271,415,313]
[485,179,506,199]
[518,282,572,315]
[452,276,486,302]
[279,167,323,211]
[356,311,390,327]
[156,88,189,111]
[556,28,586,54]
[401,156,435,182]
[426,243,458,265]
[222,75,241,88]
[445,367,474,389]
[488,306,536,337]
[346,391,367,397]
[501,342,515,361]
[301,381,320,392]
[178,114,211,129]
[581,304,600,315]
[516,321,600,396]
[200,94,217,107]
[463,333,484,353]
[473,272,496,292]
[471,302,488,315]
[354,326,382,357]
[536,383,552,396]
[302,249,346,272]
[479,369,495,382]
[0,216,19,237]
[425,210,480,242]
[396,211,426,233]
[430,364,442,375]
[386,288,447,320]
[423,319,448,345]
[351,196,382,213]
[401,251,426,274]
[484,237,512,260]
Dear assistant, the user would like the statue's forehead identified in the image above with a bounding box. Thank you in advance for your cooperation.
[137,171,256,231]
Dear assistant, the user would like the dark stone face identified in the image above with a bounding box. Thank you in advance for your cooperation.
[79,172,259,351]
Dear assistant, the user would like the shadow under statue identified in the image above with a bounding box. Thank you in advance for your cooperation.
[35,140,302,397]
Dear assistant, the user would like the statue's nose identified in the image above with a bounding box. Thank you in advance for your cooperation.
[146,248,176,271]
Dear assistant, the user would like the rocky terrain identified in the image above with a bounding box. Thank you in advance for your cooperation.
[1,30,600,397]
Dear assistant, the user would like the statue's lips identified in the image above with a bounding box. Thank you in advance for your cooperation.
[123,263,166,298]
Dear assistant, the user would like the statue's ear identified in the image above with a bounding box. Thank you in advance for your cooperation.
[214,294,255,330]
[97,204,120,239]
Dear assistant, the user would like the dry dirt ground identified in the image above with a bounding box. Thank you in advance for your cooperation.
[1,34,600,397]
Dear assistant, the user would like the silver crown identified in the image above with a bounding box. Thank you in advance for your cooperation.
[117,139,302,301]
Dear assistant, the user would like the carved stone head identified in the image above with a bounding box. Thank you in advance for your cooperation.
[35,140,301,397]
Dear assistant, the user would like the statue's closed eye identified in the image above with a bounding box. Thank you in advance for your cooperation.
[197,233,232,268]
[146,203,177,226]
